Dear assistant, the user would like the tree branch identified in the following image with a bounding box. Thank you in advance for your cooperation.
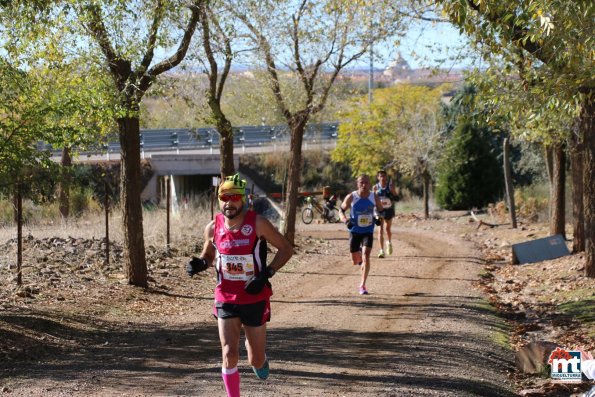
[208,7,233,102]
[198,1,218,100]
[231,8,291,120]
[139,0,202,93]
[81,3,129,89]
[138,0,165,75]
[292,0,310,93]
[464,0,548,63]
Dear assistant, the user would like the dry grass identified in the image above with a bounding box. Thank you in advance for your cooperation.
[0,200,214,249]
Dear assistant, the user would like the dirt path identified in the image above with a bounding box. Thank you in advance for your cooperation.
[1,222,516,396]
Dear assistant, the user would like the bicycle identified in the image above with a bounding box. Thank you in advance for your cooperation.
[301,196,340,224]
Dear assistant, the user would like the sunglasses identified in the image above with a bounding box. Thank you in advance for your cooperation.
[218,194,244,202]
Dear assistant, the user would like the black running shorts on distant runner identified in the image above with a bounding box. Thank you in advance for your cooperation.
[349,232,374,253]
[213,300,271,326]
[383,207,395,220]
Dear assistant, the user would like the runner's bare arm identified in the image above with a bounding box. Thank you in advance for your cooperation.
[374,195,385,217]
[390,181,399,197]
[200,220,216,266]
[255,216,293,273]
[339,193,353,222]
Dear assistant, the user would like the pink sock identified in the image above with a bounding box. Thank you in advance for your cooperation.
[221,367,240,397]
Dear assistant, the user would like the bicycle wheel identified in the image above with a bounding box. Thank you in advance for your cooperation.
[328,209,341,223]
[301,208,314,224]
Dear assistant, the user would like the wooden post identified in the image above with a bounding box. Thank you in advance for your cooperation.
[503,138,518,228]
[105,181,110,266]
[16,183,22,287]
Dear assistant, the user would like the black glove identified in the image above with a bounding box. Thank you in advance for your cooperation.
[244,266,275,295]
[345,219,353,229]
[186,257,208,277]
[374,216,382,226]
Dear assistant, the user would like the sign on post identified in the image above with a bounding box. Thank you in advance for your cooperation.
[512,234,570,265]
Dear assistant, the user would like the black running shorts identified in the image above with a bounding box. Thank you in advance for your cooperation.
[383,207,395,220]
[213,300,271,327]
[349,232,374,253]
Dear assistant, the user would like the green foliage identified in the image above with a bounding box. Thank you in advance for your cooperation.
[437,0,594,143]
[69,187,101,216]
[442,84,547,187]
[240,151,353,196]
[435,120,503,210]
[0,58,54,185]
[0,197,13,224]
[332,84,448,178]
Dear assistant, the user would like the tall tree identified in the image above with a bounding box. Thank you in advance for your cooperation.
[195,0,236,177]
[436,0,595,277]
[230,0,406,244]
[0,59,53,187]
[2,1,205,287]
[333,84,447,219]
[435,119,503,211]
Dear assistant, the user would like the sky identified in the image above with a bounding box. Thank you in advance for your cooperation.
[398,20,474,69]
[350,18,475,71]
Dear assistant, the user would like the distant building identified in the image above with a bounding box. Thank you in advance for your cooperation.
[339,52,465,89]
[382,52,412,78]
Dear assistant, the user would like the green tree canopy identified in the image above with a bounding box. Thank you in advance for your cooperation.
[332,84,448,177]
[435,119,503,210]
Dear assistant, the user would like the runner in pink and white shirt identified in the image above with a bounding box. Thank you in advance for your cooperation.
[186,174,293,397]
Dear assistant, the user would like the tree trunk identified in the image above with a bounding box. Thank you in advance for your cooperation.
[217,117,235,178]
[282,117,307,246]
[59,146,72,218]
[422,170,430,219]
[118,115,148,288]
[16,183,22,287]
[580,93,594,278]
[503,138,517,228]
[549,143,566,238]
[544,144,554,186]
[570,132,585,253]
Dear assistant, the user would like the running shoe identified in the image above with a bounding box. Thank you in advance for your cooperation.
[252,359,269,380]
[378,249,385,258]
[386,242,393,256]
[359,286,368,295]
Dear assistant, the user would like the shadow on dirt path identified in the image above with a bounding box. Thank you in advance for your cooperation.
[1,222,517,396]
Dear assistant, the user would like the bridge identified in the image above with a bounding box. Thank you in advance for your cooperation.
[50,122,339,160]
[53,122,339,204]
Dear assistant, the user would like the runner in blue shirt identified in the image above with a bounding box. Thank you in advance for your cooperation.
[339,174,384,295]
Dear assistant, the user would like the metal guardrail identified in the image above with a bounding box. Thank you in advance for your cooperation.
[42,122,339,156]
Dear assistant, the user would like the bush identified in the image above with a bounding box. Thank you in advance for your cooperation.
[0,197,13,225]
[70,187,102,217]
[435,120,503,210]
[240,151,353,197]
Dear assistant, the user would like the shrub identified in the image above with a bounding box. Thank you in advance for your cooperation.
[240,151,353,197]
[435,120,503,210]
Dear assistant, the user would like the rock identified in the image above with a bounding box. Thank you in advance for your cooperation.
[516,341,558,374]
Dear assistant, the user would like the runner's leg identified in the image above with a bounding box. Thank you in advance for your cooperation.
[386,218,393,254]
[361,245,372,288]
[218,317,242,397]
[378,219,390,252]
[244,323,267,369]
